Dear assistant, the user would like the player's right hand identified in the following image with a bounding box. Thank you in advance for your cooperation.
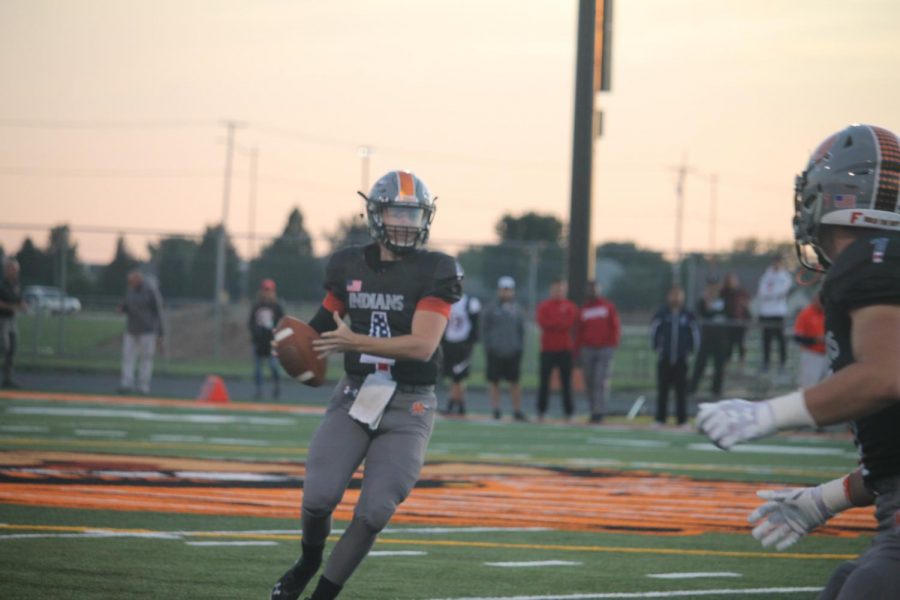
[747,487,832,551]
[696,399,776,450]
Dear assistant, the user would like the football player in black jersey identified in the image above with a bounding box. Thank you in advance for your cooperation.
[270,171,462,600]
[697,124,900,598]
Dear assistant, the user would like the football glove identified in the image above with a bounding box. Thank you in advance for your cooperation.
[696,399,775,450]
[697,391,815,450]
[748,477,853,551]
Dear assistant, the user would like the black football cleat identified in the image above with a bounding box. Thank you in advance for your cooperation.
[270,564,313,600]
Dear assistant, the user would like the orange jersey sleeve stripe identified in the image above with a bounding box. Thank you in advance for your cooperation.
[322,292,347,316]
[416,297,452,318]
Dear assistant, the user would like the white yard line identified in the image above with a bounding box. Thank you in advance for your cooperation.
[647,572,741,579]
[368,551,427,556]
[424,587,822,600]
[687,443,851,457]
[74,429,128,437]
[0,425,49,433]
[484,561,582,568]
[7,406,294,426]
[186,541,278,547]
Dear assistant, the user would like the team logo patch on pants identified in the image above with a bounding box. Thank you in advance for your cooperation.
[410,401,428,416]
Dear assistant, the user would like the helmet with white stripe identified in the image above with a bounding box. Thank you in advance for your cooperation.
[794,124,900,269]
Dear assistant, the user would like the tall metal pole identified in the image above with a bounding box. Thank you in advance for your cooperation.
[214,120,239,358]
[567,0,596,306]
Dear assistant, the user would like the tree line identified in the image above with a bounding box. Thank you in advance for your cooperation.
[0,208,791,310]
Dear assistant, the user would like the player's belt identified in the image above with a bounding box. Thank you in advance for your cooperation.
[345,374,434,395]
[396,383,435,394]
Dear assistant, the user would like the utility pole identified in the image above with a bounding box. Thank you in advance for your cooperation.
[709,173,718,256]
[670,154,694,284]
[247,147,258,259]
[214,120,241,358]
[359,146,372,192]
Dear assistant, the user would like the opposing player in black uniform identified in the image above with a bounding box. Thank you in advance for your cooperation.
[270,170,462,600]
[697,124,900,598]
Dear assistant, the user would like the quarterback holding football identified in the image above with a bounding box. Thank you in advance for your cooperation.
[270,170,462,600]
[697,124,900,598]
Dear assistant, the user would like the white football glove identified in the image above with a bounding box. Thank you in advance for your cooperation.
[696,399,775,450]
[748,479,852,551]
[697,391,815,450]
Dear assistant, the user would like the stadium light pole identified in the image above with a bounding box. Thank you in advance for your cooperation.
[568,0,597,306]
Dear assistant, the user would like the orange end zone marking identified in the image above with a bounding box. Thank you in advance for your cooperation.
[0,452,875,539]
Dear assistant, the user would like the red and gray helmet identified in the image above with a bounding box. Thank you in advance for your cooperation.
[794,124,900,270]
[358,170,436,254]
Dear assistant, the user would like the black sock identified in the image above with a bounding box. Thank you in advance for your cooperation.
[309,576,342,600]
[299,542,324,571]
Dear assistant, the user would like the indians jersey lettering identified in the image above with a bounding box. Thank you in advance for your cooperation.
[822,231,900,481]
[324,244,463,385]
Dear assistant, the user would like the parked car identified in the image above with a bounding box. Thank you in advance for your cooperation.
[22,286,82,314]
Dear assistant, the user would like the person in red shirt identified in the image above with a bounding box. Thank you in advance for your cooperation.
[536,279,579,420]
[793,292,828,389]
[575,281,620,424]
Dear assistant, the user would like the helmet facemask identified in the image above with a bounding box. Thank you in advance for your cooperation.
[793,171,830,272]
[358,170,437,255]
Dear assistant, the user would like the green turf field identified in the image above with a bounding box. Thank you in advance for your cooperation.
[0,390,870,599]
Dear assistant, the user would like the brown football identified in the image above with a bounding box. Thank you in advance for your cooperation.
[273,316,327,387]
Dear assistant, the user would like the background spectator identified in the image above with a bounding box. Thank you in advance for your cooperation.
[440,293,481,416]
[536,279,578,421]
[576,280,620,424]
[720,272,751,370]
[793,292,828,389]
[755,254,792,374]
[248,278,285,400]
[650,286,699,427]
[119,270,164,395]
[0,258,24,389]
[482,276,526,421]
[689,277,730,399]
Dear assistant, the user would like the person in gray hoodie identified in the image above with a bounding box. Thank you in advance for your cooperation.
[481,276,527,421]
[118,270,164,394]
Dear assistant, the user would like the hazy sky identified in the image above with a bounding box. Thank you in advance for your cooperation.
[1,0,899,263]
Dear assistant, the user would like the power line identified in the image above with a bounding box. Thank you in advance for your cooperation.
[0,118,215,129]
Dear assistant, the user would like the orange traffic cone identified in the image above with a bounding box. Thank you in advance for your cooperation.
[197,375,230,403]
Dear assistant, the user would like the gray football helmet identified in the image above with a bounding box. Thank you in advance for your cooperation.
[794,124,900,270]
[359,170,436,254]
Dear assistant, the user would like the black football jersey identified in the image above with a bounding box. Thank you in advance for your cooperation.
[323,244,463,385]
[822,231,900,482]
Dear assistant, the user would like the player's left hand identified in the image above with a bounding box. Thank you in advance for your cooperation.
[748,487,832,551]
[312,311,357,358]
[696,399,775,450]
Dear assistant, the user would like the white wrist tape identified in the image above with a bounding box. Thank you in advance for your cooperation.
[817,476,855,516]
[767,390,816,429]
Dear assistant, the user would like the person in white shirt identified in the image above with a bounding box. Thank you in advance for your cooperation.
[440,293,481,415]
[755,254,792,373]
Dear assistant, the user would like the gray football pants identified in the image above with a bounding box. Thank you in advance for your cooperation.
[819,475,900,600]
[300,376,437,585]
